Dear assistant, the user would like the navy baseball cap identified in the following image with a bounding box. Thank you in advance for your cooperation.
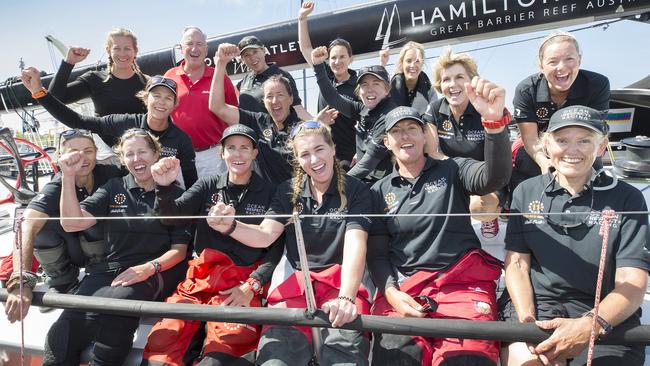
[220,124,258,148]
[147,75,177,96]
[385,106,425,132]
[238,36,265,52]
[357,65,390,85]
[548,105,609,135]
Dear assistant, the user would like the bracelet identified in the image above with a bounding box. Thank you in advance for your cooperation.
[338,295,356,304]
[31,87,47,99]
[6,271,39,292]
[222,219,238,236]
[481,108,511,129]
[150,260,162,274]
[583,310,613,336]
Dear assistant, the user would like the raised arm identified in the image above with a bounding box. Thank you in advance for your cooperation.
[153,157,203,223]
[58,152,97,232]
[311,47,361,120]
[48,47,92,103]
[21,67,108,133]
[209,44,242,125]
[297,1,315,66]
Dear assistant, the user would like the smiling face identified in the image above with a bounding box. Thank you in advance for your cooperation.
[384,119,426,166]
[181,28,208,69]
[328,45,352,80]
[107,35,137,71]
[61,137,97,177]
[401,48,423,82]
[121,136,159,182]
[545,127,606,182]
[540,40,581,97]
[221,135,257,179]
[357,74,389,110]
[263,80,293,123]
[241,47,268,74]
[146,86,176,120]
[440,63,470,109]
[294,133,336,188]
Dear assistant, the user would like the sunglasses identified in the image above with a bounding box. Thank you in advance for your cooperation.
[149,75,177,91]
[414,295,438,314]
[540,178,595,233]
[290,120,322,139]
[58,129,93,152]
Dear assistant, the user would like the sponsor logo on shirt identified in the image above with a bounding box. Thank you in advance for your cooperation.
[262,128,273,140]
[536,107,549,119]
[423,177,447,194]
[523,199,544,224]
[161,146,179,158]
[466,130,485,142]
[442,119,453,131]
[325,207,348,222]
[244,203,267,216]
[586,211,621,228]
[211,192,223,205]
[110,193,128,213]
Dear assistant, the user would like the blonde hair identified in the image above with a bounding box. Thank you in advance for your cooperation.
[432,46,479,94]
[536,129,606,159]
[394,41,425,75]
[113,128,162,164]
[289,123,347,215]
[537,31,582,69]
[104,28,147,84]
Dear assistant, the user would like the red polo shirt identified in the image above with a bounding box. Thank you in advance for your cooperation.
[165,61,238,149]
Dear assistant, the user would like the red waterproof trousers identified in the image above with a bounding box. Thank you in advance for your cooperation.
[372,249,502,366]
[142,249,262,365]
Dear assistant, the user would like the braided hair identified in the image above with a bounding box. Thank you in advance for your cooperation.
[104,28,148,84]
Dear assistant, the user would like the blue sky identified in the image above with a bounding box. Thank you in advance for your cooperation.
[1,0,649,124]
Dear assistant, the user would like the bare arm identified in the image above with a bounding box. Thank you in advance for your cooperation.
[207,202,285,248]
[111,243,188,287]
[293,104,313,121]
[504,250,536,321]
[208,44,241,125]
[297,1,315,66]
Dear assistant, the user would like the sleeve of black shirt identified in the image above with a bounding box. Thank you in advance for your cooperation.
[177,134,198,188]
[366,184,398,294]
[456,128,511,196]
[615,186,650,271]
[79,180,113,217]
[590,73,611,112]
[512,77,537,124]
[166,185,193,245]
[313,63,361,120]
[282,70,303,106]
[249,235,285,285]
[48,61,91,104]
[348,117,389,179]
[156,179,206,225]
[37,93,118,139]
[26,175,63,216]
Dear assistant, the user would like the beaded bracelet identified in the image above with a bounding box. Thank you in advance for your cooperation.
[222,220,238,236]
[6,271,38,292]
[338,295,355,304]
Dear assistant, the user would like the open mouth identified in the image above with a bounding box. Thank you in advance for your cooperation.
[312,162,326,173]
[133,164,147,174]
[555,73,570,84]
[231,160,246,166]
[561,156,583,164]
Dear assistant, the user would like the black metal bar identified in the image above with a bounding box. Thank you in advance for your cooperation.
[2,289,650,345]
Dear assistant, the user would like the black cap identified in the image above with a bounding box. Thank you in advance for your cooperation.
[147,75,177,96]
[238,36,265,52]
[357,65,390,85]
[548,105,609,135]
[220,124,258,148]
[385,106,425,132]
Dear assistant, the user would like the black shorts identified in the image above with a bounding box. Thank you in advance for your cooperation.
[499,295,645,366]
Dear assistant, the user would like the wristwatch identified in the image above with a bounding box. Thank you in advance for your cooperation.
[246,277,263,295]
[31,87,47,99]
[481,108,511,129]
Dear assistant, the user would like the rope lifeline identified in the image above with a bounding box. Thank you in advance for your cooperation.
[587,209,616,366]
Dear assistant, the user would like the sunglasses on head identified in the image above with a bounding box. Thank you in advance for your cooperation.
[290,121,322,139]
[60,129,92,140]
[149,75,177,90]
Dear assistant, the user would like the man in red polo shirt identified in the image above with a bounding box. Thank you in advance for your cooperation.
[165,26,239,177]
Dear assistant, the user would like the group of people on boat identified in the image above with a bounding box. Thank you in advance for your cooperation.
[2,2,649,366]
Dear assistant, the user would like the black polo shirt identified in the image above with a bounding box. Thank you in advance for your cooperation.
[368,129,511,292]
[317,65,358,163]
[506,171,650,301]
[28,164,122,216]
[266,174,372,271]
[156,172,282,284]
[423,99,485,161]
[236,63,303,113]
[238,109,301,185]
[512,70,610,132]
[80,174,191,268]
[390,72,432,116]
[36,92,197,188]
